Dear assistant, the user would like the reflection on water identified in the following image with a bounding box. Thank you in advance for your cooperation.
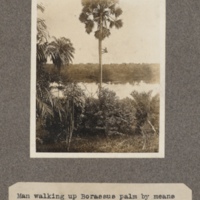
[50,81,160,99]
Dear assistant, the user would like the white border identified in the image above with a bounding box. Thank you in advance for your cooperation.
[30,0,165,158]
[30,0,37,157]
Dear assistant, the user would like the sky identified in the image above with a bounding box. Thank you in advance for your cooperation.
[37,0,165,64]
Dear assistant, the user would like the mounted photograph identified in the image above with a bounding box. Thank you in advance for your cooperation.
[30,0,165,158]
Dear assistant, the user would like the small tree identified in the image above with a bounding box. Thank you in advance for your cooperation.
[79,0,123,93]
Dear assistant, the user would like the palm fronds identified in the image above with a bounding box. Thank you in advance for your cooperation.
[79,0,123,40]
[46,37,75,72]
[37,4,45,13]
[36,95,53,119]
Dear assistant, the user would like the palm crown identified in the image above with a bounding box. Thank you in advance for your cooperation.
[79,0,123,40]
[46,37,75,72]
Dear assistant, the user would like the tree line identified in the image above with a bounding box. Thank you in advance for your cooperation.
[44,63,160,84]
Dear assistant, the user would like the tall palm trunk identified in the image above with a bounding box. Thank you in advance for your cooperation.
[99,13,103,94]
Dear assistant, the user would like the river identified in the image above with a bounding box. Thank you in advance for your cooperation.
[50,81,160,99]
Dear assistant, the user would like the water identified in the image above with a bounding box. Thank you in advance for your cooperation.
[50,81,160,99]
[78,81,160,99]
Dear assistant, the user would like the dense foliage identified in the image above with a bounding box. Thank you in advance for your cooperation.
[37,85,160,152]
[39,84,85,144]
[79,89,135,137]
[36,4,76,150]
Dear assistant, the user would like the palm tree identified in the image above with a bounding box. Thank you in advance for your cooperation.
[37,4,49,63]
[36,4,52,119]
[46,37,75,82]
[45,36,75,98]
[79,0,123,93]
[36,4,77,150]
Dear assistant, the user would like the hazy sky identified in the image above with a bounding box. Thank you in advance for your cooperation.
[37,0,164,64]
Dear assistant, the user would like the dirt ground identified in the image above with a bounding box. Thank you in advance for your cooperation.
[36,134,159,153]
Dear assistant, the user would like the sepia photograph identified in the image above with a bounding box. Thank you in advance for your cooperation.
[31,0,165,158]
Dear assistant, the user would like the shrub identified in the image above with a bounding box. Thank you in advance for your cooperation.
[130,91,159,135]
[80,88,135,136]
